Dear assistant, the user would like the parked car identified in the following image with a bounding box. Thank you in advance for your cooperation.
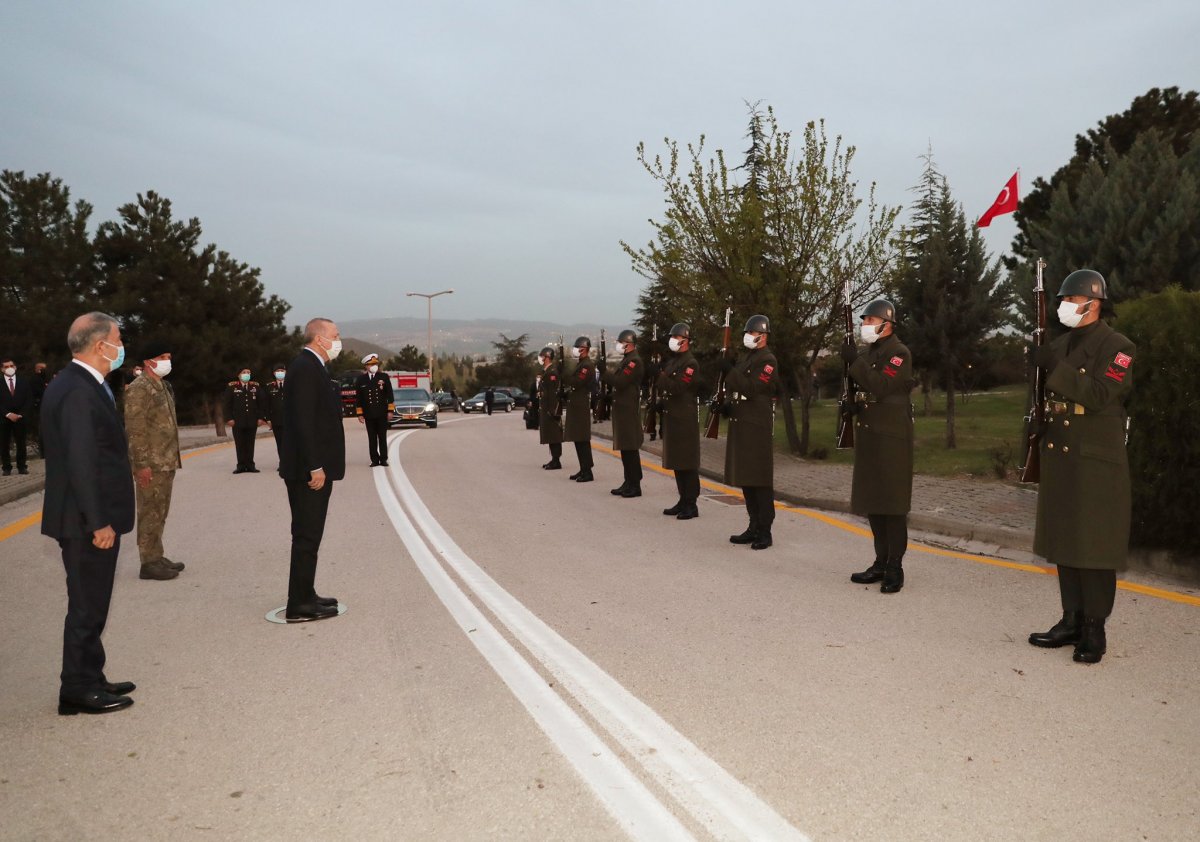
[462,391,514,413]
[494,386,530,407]
[432,390,459,410]
[388,387,438,428]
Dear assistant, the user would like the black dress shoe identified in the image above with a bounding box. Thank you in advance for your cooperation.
[620,485,642,498]
[313,594,339,607]
[247,467,260,473]
[232,467,246,474]
[663,502,684,516]
[569,471,582,480]
[676,505,699,520]
[542,460,562,470]
[610,482,630,496]
[101,681,136,695]
[1073,618,1107,663]
[1029,612,1082,648]
[59,690,133,716]
[850,560,886,584]
[1,469,10,476]
[380,461,389,467]
[751,532,773,550]
[575,471,594,482]
[729,528,757,544]
[880,560,904,593]
[18,468,28,475]
[370,461,381,467]
[284,602,339,621]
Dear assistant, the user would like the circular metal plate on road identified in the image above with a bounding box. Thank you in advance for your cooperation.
[265,603,347,624]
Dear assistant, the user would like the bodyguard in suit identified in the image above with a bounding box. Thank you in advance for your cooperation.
[278,318,346,621]
[2,357,34,475]
[40,313,137,715]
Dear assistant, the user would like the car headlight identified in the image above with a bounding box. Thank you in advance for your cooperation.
[424,403,436,412]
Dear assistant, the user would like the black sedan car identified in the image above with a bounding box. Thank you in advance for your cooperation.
[388,388,438,428]
[461,391,514,413]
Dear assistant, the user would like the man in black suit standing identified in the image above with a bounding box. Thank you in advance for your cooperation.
[40,313,137,715]
[279,317,346,621]
[2,357,34,475]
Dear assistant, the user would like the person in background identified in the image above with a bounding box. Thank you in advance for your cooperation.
[657,323,702,520]
[537,347,563,469]
[1,357,33,475]
[264,363,288,466]
[355,353,394,467]
[224,367,265,473]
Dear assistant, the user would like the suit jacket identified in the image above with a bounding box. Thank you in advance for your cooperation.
[279,349,345,482]
[40,362,136,540]
[1,374,33,417]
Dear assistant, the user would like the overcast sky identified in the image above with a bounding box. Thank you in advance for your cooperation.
[3,1,1196,327]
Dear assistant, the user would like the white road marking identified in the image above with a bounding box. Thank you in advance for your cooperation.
[379,429,810,842]
[374,430,696,842]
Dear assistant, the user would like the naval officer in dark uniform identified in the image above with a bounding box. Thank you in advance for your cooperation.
[355,353,394,467]
[1028,269,1135,664]
[537,346,564,469]
[563,336,596,482]
[840,298,916,593]
[601,329,645,498]
[657,322,702,519]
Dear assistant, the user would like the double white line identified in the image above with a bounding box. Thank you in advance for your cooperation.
[375,429,809,842]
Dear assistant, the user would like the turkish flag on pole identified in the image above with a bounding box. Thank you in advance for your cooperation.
[976,171,1019,227]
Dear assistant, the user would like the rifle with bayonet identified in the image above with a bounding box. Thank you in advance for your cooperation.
[643,324,660,436]
[1019,258,1047,483]
[596,329,611,422]
[704,303,734,439]
[836,279,857,449]
[553,333,567,418]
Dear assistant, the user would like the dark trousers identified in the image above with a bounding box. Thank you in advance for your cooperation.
[286,479,333,607]
[867,513,909,562]
[547,442,562,461]
[620,450,643,486]
[59,536,120,696]
[1,417,27,470]
[1057,566,1117,620]
[674,470,700,505]
[364,415,389,463]
[573,441,593,471]
[232,425,256,469]
[742,486,775,533]
[272,427,286,466]
[485,401,493,415]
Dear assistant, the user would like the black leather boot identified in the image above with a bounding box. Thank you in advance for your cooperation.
[751,531,772,550]
[663,501,684,516]
[729,527,757,544]
[676,504,699,521]
[850,559,886,584]
[1072,617,1107,663]
[575,470,594,483]
[543,460,562,470]
[1028,612,1082,648]
[879,558,904,593]
[620,484,642,498]
[610,482,630,496]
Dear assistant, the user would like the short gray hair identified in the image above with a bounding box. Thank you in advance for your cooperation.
[67,312,119,354]
[303,317,334,344]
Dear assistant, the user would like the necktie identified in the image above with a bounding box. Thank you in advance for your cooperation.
[7,377,13,395]
[102,381,115,405]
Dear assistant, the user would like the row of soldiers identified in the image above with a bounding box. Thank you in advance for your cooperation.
[531,268,1135,666]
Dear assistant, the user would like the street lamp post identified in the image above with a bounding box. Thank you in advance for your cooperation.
[405,289,454,388]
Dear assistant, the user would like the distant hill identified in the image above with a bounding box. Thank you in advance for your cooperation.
[337,316,611,357]
[339,336,395,362]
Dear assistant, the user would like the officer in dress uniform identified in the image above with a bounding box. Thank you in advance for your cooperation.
[719,315,780,550]
[264,363,287,466]
[840,299,916,593]
[563,336,596,482]
[601,329,645,498]
[1028,269,1134,664]
[657,323,702,520]
[224,367,265,473]
[537,347,564,469]
[355,353,395,467]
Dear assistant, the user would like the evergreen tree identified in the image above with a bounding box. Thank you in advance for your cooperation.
[384,344,428,371]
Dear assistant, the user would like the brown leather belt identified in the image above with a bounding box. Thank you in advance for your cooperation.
[1046,400,1085,416]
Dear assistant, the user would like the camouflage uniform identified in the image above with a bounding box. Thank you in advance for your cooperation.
[124,374,181,569]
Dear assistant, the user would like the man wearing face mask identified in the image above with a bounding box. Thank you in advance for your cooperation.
[1027,269,1134,665]
[719,315,780,550]
[264,364,288,465]
[563,336,596,482]
[537,347,564,469]
[1,357,34,475]
[839,299,915,593]
[657,323,702,519]
[124,341,183,581]
[600,329,645,497]
[224,367,266,474]
[355,353,395,467]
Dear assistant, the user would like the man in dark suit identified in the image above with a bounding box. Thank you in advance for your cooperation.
[278,317,346,621]
[40,313,137,715]
[2,357,34,475]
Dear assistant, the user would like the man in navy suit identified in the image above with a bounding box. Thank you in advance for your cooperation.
[278,317,346,620]
[1,356,34,475]
[40,312,137,715]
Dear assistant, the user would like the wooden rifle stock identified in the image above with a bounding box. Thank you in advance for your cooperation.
[836,279,857,450]
[1019,258,1047,483]
[704,304,733,439]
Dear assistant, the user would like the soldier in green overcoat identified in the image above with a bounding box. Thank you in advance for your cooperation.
[657,322,701,520]
[1028,269,1134,665]
[840,298,916,593]
[537,346,564,470]
[601,329,645,498]
[563,336,596,483]
[720,315,780,550]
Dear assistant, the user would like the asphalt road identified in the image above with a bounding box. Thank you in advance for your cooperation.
[1,414,1197,841]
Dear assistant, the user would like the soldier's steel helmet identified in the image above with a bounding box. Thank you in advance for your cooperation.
[1057,269,1107,299]
[616,329,637,344]
[573,335,591,348]
[744,314,770,333]
[669,322,691,338]
[539,346,554,360]
[860,298,897,322]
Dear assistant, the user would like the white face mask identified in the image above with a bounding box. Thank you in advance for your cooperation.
[743,333,759,350]
[2,367,14,377]
[275,370,286,381]
[368,365,379,375]
[1057,300,1089,328]
[326,338,343,358]
[151,359,172,377]
[668,337,684,352]
[570,347,583,359]
[860,323,883,344]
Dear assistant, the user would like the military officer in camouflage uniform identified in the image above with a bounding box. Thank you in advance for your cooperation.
[264,363,287,466]
[355,353,395,467]
[1028,269,1134,664]
[537,346,564,470]
[601,329,645,498]
[720,315,780,550]
[224,367,266,473]
[840,299,916,593]
[124,341,183,581]
[657,322,702,519]
[563,336,596,482]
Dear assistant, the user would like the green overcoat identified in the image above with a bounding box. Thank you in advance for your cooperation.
[723,346,779,488]
[538,368,563,445]
[601,351,645,451]
[657,351,700,471]
[848,334,915,516]
[1033,320,1134,570]
[563,357,595,443]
